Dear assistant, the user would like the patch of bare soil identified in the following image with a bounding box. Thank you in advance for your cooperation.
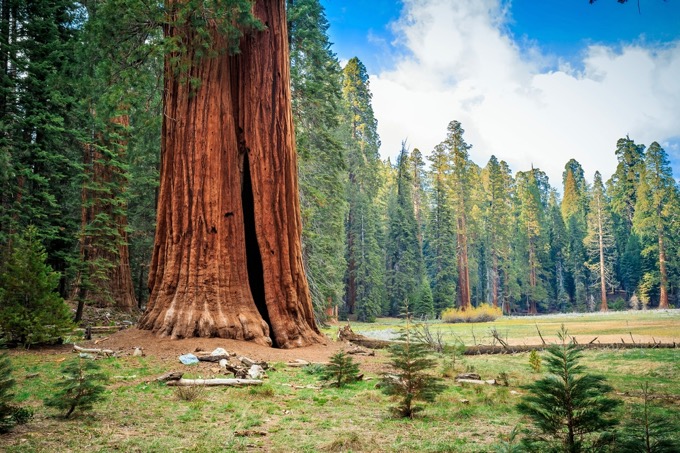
[80,327,386,373]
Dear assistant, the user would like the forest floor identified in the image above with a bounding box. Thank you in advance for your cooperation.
[2,310,679,452]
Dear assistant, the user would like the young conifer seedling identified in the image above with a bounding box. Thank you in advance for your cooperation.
[517,326,620,452]
[321,351,361,387]
[44,357,109,418]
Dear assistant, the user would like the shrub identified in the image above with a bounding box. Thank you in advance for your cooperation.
[44,357,109,418]
[441,303,502,323]
[0,336,33,433]
[528,350,541,373]
[321,351,360,387]
[174,385,205,402]
[0,227,74,346]
[381,314,446,418]
[516,326,620,452]
[616,383,680,453]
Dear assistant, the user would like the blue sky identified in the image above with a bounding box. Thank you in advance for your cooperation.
[320,0,680,184]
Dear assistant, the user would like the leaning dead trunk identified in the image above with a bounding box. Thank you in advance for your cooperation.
[139,0,323,348]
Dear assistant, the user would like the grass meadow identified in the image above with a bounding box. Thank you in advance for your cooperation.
[1,310,679,452]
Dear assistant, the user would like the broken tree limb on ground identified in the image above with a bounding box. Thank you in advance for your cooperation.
[456,378,497,385]
[337,325,393,349]
[463,341,678,355]
[155,371,184,382]
[73,344,115,356]
[166,378,263,387]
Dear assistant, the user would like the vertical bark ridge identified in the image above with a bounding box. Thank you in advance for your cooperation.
[140,0,322,347]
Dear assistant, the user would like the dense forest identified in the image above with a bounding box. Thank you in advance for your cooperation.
[1,0,678,333]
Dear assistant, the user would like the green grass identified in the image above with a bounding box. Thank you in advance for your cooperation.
[326,309,680,346]
[2,311,679,452]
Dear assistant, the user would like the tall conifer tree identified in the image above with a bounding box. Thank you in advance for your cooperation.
[424,144,457,316]
[386,145,427,317]
[584,172,617,311]
[288,0,347,320]
[632,142,678,309]
[342,57,385,321]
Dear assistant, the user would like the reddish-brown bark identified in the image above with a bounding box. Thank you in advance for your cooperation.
[78,114,137,313]
[139,0,323,347]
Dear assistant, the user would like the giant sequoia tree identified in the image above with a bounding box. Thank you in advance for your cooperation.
[139,0,323,347]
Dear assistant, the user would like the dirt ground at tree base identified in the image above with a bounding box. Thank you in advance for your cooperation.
[72,326,388,374]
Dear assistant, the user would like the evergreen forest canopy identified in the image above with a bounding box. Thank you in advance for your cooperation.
[1,0,678,338]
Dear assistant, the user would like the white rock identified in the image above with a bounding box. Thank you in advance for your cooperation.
[211,347,228,356]
[219,359,228,369]
[248,365,265,379]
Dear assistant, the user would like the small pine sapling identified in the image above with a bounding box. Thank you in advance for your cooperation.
[44,357,109,418]
[381,310,446,418]
[528,350,541,373]
[0,336,32,433]
[0,227,73,346]
[321,351,361,387]
[516,326,620,452]
[616,383,680,453]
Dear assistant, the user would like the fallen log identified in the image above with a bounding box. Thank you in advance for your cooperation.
[73,344,114,356]
[196,354,231,363]
[456,378,497,385]
[337,325,393,349]
[166,378,262,387]
[155,371,184,382]
[464,341,678,355]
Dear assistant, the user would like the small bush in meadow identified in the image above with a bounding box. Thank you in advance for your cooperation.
[44,357,109,418]
[174,384,205,402]
[321,351,360,387]
[528,350,541,373]
[0,336,33,433]
[441,303,502,323]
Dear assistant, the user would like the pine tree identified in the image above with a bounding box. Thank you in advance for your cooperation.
[386,144,427,317]
[584,172,617,311]
[289,0,347,320]
[632,142,678,309]
[607,137,645,297]
[482,156,514,311]
[561,160,589,309]
[617,383,680,453]
[381,311,446,418]
[515,168,550,314]
[0,336,32,433]
[44,357,109,418]
[342,57,385,321]
[321,351,361,387]
[0,226,73,345]
[517,327,620,452]
[548,191,570,312]
[0,0,84,297]
[424,143,457,316]
[443,120,474,311]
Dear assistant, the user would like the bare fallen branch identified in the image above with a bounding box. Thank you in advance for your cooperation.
[167,378,262,387]
[73,344,114,356]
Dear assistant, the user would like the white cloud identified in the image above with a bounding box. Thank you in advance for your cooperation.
[371,0,680,186]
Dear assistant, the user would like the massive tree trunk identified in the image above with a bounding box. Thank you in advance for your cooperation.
[139,0,323,347]
[77,114,137,314]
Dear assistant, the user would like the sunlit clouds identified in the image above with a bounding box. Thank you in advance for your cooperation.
[370,0,680,184]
